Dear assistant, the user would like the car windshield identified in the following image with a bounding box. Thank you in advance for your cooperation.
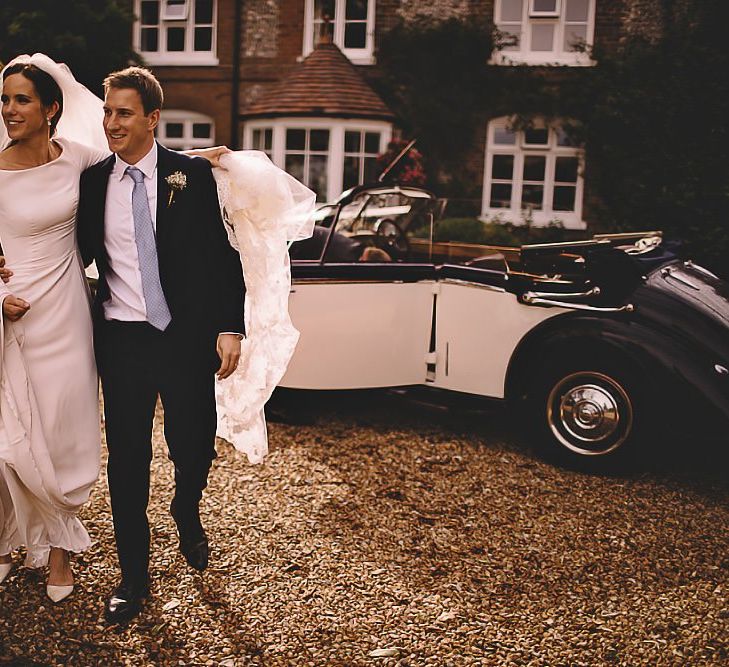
[289,186,517,270]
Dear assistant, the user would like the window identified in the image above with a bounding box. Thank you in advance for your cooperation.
[135,0,217,65]
[343,130,381,190]
[157,110,214,150]
[494,0,594,66]
[482,118,585,229]
[251,128,273,159]
[303,0,376,65]
[244,120,390,202]
[285,128,331,201]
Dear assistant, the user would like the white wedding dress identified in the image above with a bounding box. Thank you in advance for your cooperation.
[0,138,110,566]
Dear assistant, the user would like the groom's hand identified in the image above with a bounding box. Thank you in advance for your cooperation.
[216,333,242,379]
[2,295,30,321]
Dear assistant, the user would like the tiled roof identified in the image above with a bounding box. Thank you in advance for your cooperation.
[242,41,394,120]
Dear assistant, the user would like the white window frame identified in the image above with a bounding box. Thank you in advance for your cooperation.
[492,0,595,66]
[249,127,274,159]
[342,128,383,191]
[158,110,215,150]
[244,118,392,201]
[133,0,219,66]
[162,0,189,20]
[302,0,376,66]
[481,117,586,230]
[529,0,560,17]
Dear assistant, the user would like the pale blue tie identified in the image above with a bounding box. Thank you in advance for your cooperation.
[126,166,172,331]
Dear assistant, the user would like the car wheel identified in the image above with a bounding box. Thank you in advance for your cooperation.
[526,354,648,471]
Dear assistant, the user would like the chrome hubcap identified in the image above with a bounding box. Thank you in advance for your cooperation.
[547,372,633,456]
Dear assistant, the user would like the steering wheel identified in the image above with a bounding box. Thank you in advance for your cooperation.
[375,219,410,260]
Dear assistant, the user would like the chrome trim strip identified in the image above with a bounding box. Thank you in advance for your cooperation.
[661,266,701,290]
[523,286,600,301]
[593,231,662,241]
[292,278,437,286]
[523,297,635,313]
[440,278,506,293]
[685,260,718,280]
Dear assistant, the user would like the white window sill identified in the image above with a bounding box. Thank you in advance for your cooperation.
[140,53,220,67]
[480,210,587,230]
[490,52,595,67]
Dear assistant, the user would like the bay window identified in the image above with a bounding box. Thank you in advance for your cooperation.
[244,119,391,202]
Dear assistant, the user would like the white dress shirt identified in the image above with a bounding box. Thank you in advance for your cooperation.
[103,143,158,322]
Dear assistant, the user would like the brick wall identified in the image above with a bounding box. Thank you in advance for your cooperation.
[396,0,471,22]
[239,0,302,112]
[623,0,665,44]
[594,0,628,53]
[242,0,280,58]
[149,0,237,145]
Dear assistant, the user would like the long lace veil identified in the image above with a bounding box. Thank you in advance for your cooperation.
[213,152,316,463]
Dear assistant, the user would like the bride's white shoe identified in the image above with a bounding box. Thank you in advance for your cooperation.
[46,584,74,603]
[0,562,12,584]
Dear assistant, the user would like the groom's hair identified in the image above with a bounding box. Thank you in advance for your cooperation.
[3,64,63,136]
[103,66,163,115]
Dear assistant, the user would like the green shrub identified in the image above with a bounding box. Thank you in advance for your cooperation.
[434,218,584,246]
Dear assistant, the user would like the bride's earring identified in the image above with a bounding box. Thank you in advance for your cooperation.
[47,117,52,126]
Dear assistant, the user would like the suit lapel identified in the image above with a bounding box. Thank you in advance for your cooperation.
[95,154,116,253]
[155,141,173,245]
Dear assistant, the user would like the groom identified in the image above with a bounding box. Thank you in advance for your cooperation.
[76,67,245,624]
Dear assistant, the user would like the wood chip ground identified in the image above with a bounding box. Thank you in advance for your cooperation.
[1,391,727,666]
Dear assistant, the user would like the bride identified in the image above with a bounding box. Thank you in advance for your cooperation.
[0,53,314,604]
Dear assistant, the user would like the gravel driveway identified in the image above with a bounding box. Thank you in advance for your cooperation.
[1,390,727,666]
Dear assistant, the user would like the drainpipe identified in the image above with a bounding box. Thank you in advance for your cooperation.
[230,0,242,149]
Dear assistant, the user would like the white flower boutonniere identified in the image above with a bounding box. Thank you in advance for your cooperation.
[165,171,187,207]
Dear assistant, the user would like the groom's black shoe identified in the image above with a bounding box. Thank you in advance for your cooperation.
[104,579,150,624]
[170,499,209,571]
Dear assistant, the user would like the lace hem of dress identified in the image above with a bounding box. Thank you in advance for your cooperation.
[212,151,316,464]
[0,515,92,568]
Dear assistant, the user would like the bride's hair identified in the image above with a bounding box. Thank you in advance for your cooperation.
[2,63,64,136]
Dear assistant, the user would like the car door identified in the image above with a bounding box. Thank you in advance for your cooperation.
[431,266,568,398]
[281,263,436,390]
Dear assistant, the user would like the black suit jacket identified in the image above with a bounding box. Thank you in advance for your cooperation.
[76,143,245,356]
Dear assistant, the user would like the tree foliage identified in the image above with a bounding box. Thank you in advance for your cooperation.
[0,0,137,95]
[576,0,729,276]
[376,17,496,193]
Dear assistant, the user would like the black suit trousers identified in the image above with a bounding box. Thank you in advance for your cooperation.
[97,319,218,584]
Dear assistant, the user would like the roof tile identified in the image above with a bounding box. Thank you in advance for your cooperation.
[243,41,394,120]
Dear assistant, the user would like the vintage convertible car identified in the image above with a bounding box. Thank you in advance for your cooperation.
[281,184,729,469]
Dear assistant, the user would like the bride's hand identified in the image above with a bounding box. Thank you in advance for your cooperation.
[186,145,231,168]
[0,256,12,284]
[2,295,30,321]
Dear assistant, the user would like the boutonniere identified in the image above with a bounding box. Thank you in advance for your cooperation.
[165,171,187,207]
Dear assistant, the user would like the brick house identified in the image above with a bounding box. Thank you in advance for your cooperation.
[130,1,661,228]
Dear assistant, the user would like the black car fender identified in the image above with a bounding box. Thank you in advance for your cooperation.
[504,311,729,432]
